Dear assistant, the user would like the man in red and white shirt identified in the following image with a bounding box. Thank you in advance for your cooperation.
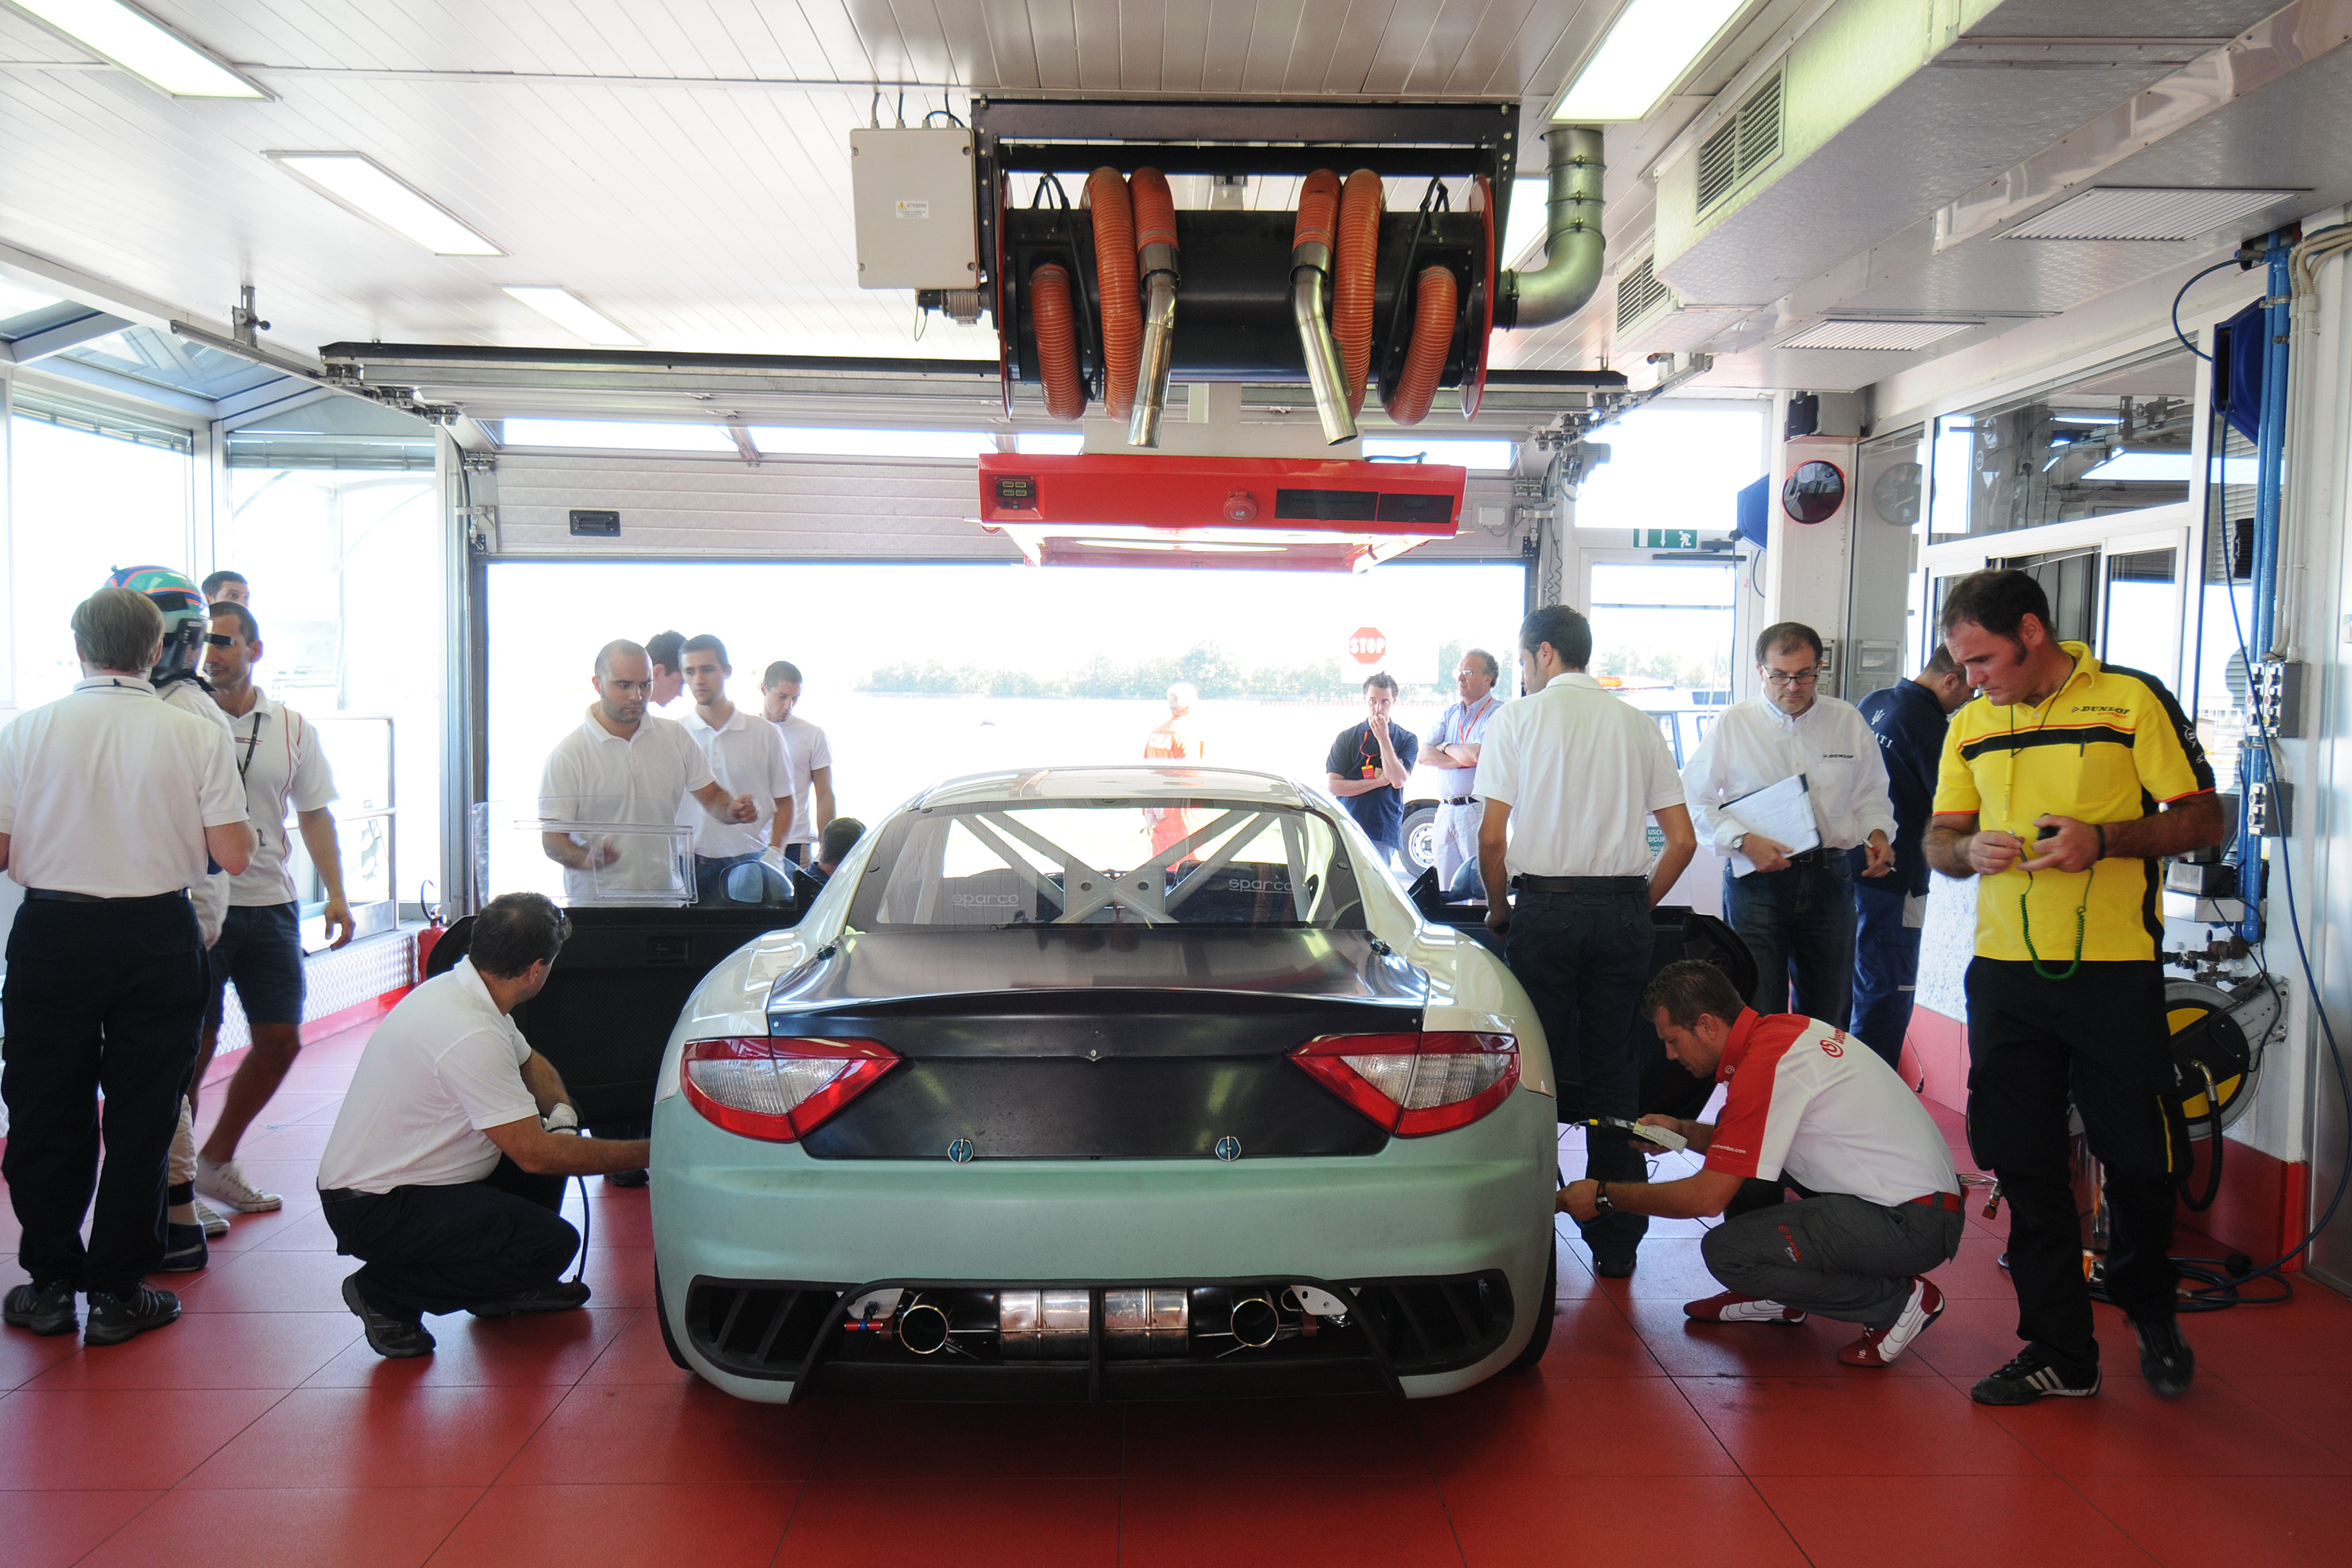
[1559,960,1963,1367]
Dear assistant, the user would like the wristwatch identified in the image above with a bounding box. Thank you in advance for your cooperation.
[1590,1182,1615,1215]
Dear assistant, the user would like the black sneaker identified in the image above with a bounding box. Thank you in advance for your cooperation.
[468,1279,593,1318]
[83,1285,181,1346]
[2131,1313,2195,1397]
[605,1167,648,1189]
[159,1221,209,1273]
[341,1273,435,1359]
[2,1281,78,1336]
[1970,1343,2101,1405]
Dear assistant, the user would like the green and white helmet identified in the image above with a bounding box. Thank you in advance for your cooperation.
[106,564,209,680]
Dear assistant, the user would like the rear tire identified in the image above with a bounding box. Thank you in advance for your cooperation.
[1507,1239,1558,1371]
[1401,804,1440,874]
[652,1267,693,1373]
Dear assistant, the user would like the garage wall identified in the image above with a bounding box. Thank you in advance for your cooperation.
[485,452,1526,561]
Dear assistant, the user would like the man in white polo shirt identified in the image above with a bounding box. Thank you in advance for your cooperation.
[761,660,834,866]
[540,639,756,901]
[1477,604,1696,1277]
[0,586,251,1347]
[678,633,795,904]
[318,893,652,1358]
[1560,959,1963,1368]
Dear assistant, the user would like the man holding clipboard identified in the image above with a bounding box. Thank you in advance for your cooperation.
[1682,621,1898,1027]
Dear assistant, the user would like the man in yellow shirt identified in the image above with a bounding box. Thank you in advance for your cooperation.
[1924,569,2223,1407]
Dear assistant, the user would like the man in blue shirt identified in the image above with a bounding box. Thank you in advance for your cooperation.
[1423,650,1505,894]
[1851,647,1970,1069]
[1325,673,1419,864]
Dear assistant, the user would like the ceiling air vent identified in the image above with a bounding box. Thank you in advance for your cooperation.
[2006,187,2301,242]
[1779,319,1979,351]
[1696,68,1783,214]
[1614,252,1671,335]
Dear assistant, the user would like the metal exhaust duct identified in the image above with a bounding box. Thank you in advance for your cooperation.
[1497,127,1605,329]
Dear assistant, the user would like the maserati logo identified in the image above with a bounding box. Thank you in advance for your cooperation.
[946,1138,975,1163]
[1214,1136,1243,1162]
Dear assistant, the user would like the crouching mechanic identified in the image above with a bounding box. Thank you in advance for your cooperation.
[1559,960,1963,1367]
[315,893,651,1357]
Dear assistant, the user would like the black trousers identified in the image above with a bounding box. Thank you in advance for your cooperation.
[1,894,205,1296]
[1505,886,1653,1258]
[1965,957,2185,1366]
[320,1155,576,1319]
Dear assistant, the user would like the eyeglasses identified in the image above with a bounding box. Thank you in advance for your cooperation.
[203,632,237,647]
[1762,670,1821,689]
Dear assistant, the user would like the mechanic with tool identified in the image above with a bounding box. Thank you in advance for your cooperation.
[1924,569,2224,1405]
[1682,620,1899,1024]
[317,893,649,1359]
[0,586,251,1346]
[1325,671,1419,866]
[187,598,357,1229]
[1423,648,1504,896]
[1561,960,1963,1367]
[1851,644,1972,1069]
[1477,604,1696,1278]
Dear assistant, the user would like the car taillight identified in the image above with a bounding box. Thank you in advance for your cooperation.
[679,1036,898,1142]
[1291,1030,1520,1136]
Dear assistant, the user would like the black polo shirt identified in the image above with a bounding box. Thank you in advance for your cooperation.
[1326,720,1419,848]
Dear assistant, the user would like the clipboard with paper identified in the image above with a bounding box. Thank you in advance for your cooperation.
[1722,773,1822,878]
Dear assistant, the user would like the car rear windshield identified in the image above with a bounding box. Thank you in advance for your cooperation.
[847,800,1368,930]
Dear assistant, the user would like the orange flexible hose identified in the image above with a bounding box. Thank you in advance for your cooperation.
[1085,166,1141,420]
[1029,264,1086,421]
[1334,170,1382,417]
[1129,166,1178,254]
[1292,169,1340,253]
[1384,265,1458,427]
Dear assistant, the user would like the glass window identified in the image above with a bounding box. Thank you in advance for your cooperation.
[1587,561,1736,695]
[499,418,734,452]
[2101,548,2180,690]
[1926,346,2196,537]
[1361,438,1516,471]
[1572,405,1767,538]
[1994,548,2099,644]
[10,412,190,707]
[747,427,994,459]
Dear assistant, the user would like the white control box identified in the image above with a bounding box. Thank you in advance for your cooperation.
[850,127,978,289]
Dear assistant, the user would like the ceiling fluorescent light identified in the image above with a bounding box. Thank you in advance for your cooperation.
[2006,187,2301,242]
[1554,0,1749,122]
[8,0,265,96]
[503,286,641,346]
[1779,319,1978,352]
[268,153,502,255]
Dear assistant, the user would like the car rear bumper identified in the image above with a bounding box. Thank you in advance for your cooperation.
[649,1089,1557,1402]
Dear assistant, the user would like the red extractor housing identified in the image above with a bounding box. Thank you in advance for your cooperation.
[976,452,1464,572]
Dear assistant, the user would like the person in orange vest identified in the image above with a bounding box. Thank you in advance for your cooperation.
[1143,682,1206,862]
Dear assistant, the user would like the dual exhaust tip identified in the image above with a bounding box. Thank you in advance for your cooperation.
[885,1287,1321,1355]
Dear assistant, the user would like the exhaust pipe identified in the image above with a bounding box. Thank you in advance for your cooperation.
[1128,168,1180,448]
[1497,127,1605,330]
[1230,1295,1281,1348]
[1289,169,1357,444]
[898,1300,950,1355]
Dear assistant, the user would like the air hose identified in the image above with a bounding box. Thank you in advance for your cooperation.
[1333,169,1383,417]
[1028,262,1087,420]
[1084,166,1141,420]
[1384,265,1458,426]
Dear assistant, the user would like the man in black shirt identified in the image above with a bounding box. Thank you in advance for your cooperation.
[1325,672,1419,865]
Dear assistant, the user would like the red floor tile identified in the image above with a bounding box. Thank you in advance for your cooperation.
[1119,1473,1463,1567]
[180,1384,568,1488]
[2177,1287,2352,1376]
[2072,1473,2352,1566]
[1985,1371,2352,1477]
[0,1310,85,1393]
[573,1195,654,1248]
[1530,1292,1666,1377]
[2217,1372,2352,1460]
[1931,1231,2037,1298]
[198,1203,339,1255]
[1589,1238,1726,1300]
[76,1484,483,1568]
[236,1121,339,1159]
[251,1209,345,1251]
[175,1248,358,1313]
[575,1247,656,1310]
[1409,1374,1737,1477]
[302,1309,628,1389]
[817,1398,1122,1479]
[1678,1374,2048,1476]
[1123,1393,1426,1479]
[25,1311,360,1390]
[1618,1297,1942,1378]
[1757,1472,2156,1566]
[776,1478,1118,1566]
[3,1488,162,1568]
[0,1387,284,1489]
[429,1482,802,1568]
[1440,1472,1807,1567]
[497,1381,833,1485]
[578,1308,699,1386]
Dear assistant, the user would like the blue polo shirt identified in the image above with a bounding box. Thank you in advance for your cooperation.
[1855,678,1948,897]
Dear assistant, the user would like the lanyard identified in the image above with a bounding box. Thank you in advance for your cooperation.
[2002,660,2088,980]
[1450,694,1495,746]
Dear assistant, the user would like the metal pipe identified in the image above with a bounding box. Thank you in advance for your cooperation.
[898,1300,950,1355]
[1230,1295,1280,1347]
[2240,229,2292,944]
[1129,263,1179,446]
[1497,126,1606,330]
[1289,241,1358,444]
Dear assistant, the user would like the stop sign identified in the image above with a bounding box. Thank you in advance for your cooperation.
[1348,627,1387,664]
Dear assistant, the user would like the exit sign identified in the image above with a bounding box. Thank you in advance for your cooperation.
[1639,528,1700,549]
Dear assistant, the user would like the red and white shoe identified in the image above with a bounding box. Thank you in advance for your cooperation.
[1685,1290,1807,1324]
[1840,1277,1945,1367]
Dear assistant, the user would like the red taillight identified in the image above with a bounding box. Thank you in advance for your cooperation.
[680,1036,898,1142]
[1291,1030,1520,1136]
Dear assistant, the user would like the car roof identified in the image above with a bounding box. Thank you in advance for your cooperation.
[914,765,1312,810]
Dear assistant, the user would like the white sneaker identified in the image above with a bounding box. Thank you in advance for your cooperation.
[193,1197,231,1238]
[1685,1290,1807,1324]
[195,1155,282,1213]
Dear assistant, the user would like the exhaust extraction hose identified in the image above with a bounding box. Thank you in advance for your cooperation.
[1085,166,1141,421]
[1028,262,1087,422]
[1334,170,1383,418]
[1127,166,1180,447]
[1289,169,1357,444]
[1383,265,1458,426]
